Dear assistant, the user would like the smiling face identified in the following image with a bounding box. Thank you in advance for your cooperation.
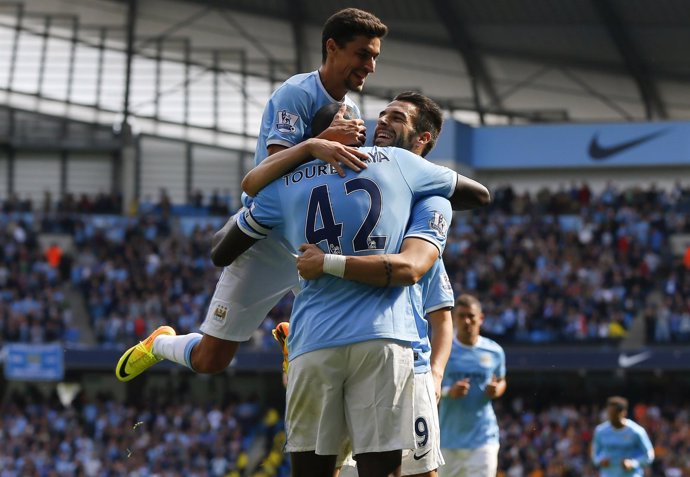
[327,35,380,93]
[374,100,420,153]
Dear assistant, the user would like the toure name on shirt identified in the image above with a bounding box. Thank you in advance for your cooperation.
[282,150,391,187]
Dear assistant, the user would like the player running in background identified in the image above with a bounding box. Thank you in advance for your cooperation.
[115,8,384,382]
[439,294,507,477]
[592,396,654,477]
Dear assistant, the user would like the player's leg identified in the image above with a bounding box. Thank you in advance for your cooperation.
[401,372,444,477]
[292,452,338,477]
[463,443,499,477]
[285,347,348,477]
[115,230,298,380]
[344,339,415,477]
[356,450,402,477]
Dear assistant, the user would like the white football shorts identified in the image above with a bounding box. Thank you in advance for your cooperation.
[401,371,445,475]
[338,371,444,475]
[285,339,415,456]
[200,213,299,342]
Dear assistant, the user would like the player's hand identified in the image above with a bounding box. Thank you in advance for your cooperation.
[307,138,369,177]
[432,370,443,404]
[599,458,610,468]
[297,244,326,279]
[318,103,367,146]
[621,459,636,471]
[449,378,470,398]
[485,375,500,398]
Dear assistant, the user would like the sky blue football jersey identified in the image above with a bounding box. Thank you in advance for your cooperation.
[254,70,361,166]
[592,419,654,477]
[440,336,506,449]
[238,146,457,359]
[404,196,454,373]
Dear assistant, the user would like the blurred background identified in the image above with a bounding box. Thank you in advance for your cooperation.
[1,0,690,475]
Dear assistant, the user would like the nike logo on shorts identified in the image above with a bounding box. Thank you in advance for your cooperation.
[413,450,431,461]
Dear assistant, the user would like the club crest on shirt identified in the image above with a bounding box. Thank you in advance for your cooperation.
[213,305,228,323]
[276,110,299,133]
[429,211,448,238]
[480,352,493,368]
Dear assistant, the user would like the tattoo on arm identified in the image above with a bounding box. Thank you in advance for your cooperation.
[382,254,392,287]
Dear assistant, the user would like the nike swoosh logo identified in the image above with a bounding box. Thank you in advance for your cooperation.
[618,351,652,368]
[588,129,668,160]
[413,450,431,461]
[118,349,134,379]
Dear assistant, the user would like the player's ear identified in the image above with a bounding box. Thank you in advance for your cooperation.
[417,131,431,146]
[325,38,339,58]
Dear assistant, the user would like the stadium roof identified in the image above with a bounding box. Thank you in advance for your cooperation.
[192,0,690,121]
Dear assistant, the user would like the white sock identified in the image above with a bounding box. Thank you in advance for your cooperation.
[152,333,202,371]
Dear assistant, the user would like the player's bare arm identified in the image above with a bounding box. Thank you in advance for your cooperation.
[449,175,492,211]
[484,375,507,399]
[428,308,453,403]
[242,137,369,197]
[297,237,438,287]
[211,220,257,267]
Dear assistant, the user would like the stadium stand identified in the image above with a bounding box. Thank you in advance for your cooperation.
[4,181,689,346]
[451,181,690,343]
[1,388,688,477]
[0,215,79,344]
[0,388,287,476]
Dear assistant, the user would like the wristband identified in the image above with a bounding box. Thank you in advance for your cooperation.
[441,386,451,398]
[323,254,346,278]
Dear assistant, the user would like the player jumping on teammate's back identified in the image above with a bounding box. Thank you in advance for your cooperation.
[114,8,384,383]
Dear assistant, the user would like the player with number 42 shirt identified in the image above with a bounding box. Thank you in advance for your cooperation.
[238,146,457,360]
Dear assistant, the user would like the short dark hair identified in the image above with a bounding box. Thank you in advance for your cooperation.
[607,396,628,411]
[456,294,481,311]
[321,8,388,62]
[311,102,356,138]
[392,91,443,157]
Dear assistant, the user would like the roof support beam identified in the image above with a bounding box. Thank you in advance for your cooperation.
[592,0,667,119]
[287,0,306,74]
[431,0,502,122]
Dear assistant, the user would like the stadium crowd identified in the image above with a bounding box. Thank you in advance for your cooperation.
[446,181,690,343]
[3,181,689,347]
[0,388,687,476]
[0,388,286,477]
[0,216,79,344]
